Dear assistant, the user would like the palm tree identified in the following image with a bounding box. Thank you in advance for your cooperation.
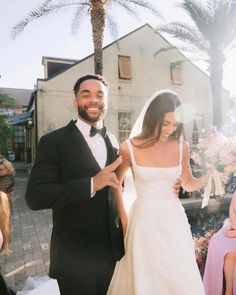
[12,0,159,75]
[159,0,236,128]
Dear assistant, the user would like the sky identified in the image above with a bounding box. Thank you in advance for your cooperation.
[1,0,236,96]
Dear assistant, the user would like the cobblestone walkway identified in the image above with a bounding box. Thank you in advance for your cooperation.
[0,163,52,293]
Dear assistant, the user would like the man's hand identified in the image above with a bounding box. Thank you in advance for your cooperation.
[225,228,236,238]
[93,156,123,191]
[172,178,181,197]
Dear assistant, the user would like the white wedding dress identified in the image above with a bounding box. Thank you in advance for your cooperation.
[107,139,205,295]
[16,276,60,295]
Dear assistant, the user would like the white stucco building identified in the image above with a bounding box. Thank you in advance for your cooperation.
[27,24,229,161]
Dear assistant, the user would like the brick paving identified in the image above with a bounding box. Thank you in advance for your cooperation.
[0,162,52,293]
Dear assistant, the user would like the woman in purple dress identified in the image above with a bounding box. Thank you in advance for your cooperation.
[203,190,236,295]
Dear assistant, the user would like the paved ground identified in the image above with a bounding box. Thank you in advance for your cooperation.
[0,161,232,293]
[0,162,52,293]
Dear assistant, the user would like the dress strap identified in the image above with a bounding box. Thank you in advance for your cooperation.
[179,138,183,165]
[126,139,136,166]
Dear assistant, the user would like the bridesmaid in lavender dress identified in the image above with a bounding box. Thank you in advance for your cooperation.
[203,190,236,295]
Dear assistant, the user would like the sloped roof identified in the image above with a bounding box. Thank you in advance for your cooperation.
[0,87,32,107]
[37,23,213,85]
[7,110,33,125]
[42,56,79,64]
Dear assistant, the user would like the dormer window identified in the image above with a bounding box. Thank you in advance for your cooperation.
[42,57,78,79]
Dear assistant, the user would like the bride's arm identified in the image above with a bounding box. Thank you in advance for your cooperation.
[180,140,211,192]
[115,142,132,237]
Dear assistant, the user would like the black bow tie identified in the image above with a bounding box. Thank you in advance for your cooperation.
[90,126,107,138]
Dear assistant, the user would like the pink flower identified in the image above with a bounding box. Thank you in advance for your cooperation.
[191,152,202,165]
[193,230,216,267]
[191,126,236,197]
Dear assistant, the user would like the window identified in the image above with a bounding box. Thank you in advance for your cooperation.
[118,111,133,143]
[118,55,132,80]
[170,62,182,85]
[13,125,25,160]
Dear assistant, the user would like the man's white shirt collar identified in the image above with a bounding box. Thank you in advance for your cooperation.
[75,117,104,136]
[75,117,92,136]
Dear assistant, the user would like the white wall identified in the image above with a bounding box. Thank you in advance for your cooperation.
[36,24,230,143]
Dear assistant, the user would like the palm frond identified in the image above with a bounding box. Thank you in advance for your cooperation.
[220,1,236,46]
[12,0,86,39]
[154,46,176,57]
[105,14,119,43]
[71,6,88,35]
[159,22,209,53]
[125,0,161,16]
[109,0,161,19]
[178,0,213,38]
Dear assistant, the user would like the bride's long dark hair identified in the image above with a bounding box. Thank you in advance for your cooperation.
[132,92,184,148]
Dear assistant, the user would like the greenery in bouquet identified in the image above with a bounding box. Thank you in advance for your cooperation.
[191,126,236,199]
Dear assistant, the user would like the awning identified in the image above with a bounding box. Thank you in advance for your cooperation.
[7,111,32,125]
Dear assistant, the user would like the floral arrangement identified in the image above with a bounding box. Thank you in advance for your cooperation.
[191,126,236,208]
[193,230,216,273]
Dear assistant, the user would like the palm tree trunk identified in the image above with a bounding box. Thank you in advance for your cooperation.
[209,46,224,129]
[90,1,106,75]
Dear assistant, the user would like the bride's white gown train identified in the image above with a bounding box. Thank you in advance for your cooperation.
[107,139,204,295]
[16,276,60,295]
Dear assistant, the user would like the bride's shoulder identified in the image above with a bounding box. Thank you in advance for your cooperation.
[179,138,190,156]
[119,140,132,163]
[178,137,189,146]
[120,140,131,154]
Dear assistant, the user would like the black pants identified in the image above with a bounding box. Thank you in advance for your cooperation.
[0,273,15,295]
[57,261,115,295]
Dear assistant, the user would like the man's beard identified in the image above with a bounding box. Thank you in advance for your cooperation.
[77,106,106,123]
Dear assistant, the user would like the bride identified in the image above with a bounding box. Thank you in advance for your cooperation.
[107,89,210,295]
[18,89,209,295]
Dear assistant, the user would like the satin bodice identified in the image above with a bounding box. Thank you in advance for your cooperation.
[126,139,182,201]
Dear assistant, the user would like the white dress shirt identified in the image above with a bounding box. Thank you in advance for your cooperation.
[75,118,107,196]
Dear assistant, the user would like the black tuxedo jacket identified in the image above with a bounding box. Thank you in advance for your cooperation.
[25,120,124,279]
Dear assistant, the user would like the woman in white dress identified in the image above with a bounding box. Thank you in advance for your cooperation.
[107,90,210,295]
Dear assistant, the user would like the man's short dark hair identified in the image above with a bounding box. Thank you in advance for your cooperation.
[73,74,108,95]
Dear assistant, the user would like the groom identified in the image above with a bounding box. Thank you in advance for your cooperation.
[25,74,125,295]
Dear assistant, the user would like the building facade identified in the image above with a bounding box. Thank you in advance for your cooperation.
[29,24,230,161]
[0,87,32,160]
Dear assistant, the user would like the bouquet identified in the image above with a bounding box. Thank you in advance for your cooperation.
[193,230,215,275]
[191,126,236,208]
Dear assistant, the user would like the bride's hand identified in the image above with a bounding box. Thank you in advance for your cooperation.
[172,178,181,197]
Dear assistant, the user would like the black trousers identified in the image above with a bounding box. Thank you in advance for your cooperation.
[57,261,116,295]
[0,273,15,295]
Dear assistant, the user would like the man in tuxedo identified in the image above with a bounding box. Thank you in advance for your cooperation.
[25,74,125,295]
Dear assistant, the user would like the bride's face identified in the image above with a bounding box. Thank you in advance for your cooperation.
[159,112,179,141]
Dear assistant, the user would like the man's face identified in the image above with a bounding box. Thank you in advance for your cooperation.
[74,79,108,124]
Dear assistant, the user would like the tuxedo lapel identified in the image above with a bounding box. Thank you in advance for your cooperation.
[67,120,101,172]
[65,121,124,262]
[104,134,119,165]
